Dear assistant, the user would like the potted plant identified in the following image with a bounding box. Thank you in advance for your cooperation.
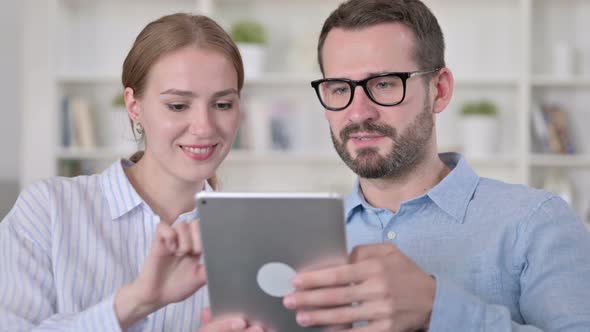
[230,20,267,79]
[112,93,125,110]
[460,100,499,158]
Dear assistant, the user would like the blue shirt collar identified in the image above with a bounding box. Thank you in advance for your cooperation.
[345,152,479,224]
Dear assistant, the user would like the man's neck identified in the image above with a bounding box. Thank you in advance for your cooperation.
[125,155,204,224]
[358,153,450,213]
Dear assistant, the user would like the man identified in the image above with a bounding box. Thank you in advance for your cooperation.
[282,0,590,331]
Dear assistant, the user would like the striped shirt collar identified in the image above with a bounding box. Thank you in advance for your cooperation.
[345,152,479,223]
[100,159,213,221]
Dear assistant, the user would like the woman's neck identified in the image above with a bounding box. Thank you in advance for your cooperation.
[125,156,204,224]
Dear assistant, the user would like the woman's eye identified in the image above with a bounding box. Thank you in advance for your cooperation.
[167,103,188,112]
[215,102,233,110]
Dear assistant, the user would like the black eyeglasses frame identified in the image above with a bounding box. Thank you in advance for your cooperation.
[310,67,442,111]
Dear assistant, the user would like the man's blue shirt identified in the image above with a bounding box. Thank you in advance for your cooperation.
[345,152,590,331]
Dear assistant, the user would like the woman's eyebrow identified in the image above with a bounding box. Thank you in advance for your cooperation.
[211,89,238,98]
[160,89,197,98]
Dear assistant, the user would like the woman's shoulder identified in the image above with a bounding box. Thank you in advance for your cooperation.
[7,173,105,223]
[23,173,102,201]
[1,173,102,252]
[18,160,128,205]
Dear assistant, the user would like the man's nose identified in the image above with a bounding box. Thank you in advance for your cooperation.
[346,85,380,123]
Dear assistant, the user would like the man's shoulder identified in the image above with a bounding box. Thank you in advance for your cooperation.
[477,177,552,199]
[472,177,560,217]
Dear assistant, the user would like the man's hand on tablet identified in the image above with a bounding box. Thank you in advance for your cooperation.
[283,242,436,332]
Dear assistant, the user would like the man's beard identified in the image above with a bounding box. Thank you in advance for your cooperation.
[330,98,434,179]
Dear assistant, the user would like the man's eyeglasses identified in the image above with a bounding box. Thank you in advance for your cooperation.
[310,68,441,111]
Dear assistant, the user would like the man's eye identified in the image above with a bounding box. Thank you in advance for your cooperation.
[331,86,350,95]
[373,78,400,90]
[376,81,393,89]
[167,103,188,112]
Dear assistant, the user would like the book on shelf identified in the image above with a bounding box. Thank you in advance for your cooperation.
[236,97,298,152]
[61,96,97,149]
[60,97,71,147]
[531,103,575,154]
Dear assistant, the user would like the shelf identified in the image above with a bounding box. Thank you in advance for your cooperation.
[61,0,201,8]
[56,72,320,86]
[57,147,136,160]
[57,147,343,164]
[530,154,590,168]
[228,151,520,167]
[453,76,518,87]
[226,150,342,164]
[56,73,120,85]
[464,155,519,168]
[246,74,519,88]
[531,76,590,88]
[56,72,520,88]
[57,147,519,168]
[245,73,320,86]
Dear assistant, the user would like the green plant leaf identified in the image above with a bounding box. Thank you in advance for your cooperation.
[230,20,267,44]
[112,93,125,107]
[460,100,497,116]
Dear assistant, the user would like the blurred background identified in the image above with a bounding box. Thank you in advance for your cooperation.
[0,0,22,218]
[2,0,590,228]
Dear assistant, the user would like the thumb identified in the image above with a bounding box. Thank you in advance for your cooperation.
[200,307,212,325]
[198,314,248,331]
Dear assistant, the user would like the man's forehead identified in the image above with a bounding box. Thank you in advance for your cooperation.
[322,23,417,78]
[324,23,415,47]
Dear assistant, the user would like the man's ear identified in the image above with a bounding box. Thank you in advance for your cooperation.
[124,87,141,122]
[431,67,454,114]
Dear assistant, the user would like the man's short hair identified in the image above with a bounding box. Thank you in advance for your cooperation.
[317,0,445,74]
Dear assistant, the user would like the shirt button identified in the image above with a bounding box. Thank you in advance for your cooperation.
[387,231,397,240]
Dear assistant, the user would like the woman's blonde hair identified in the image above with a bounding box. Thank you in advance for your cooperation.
[124,13,244,190]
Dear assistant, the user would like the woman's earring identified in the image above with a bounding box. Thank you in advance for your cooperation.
[135,122,144,136]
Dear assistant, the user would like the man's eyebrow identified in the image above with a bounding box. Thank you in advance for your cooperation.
[325,71,392,80]
[160,89,197,98]
[367,71,392,76]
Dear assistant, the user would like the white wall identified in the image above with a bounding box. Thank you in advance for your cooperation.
[0,0,23,217]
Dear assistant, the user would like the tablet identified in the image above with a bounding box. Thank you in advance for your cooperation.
[196,192,348,332]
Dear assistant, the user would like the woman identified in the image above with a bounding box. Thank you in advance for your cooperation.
[0,13,262,332]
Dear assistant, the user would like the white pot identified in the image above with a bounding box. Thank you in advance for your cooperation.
[238,43,267,79]
[461,116,498,158]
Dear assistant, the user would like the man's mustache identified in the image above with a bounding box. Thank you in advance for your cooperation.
[339,121,396,142]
